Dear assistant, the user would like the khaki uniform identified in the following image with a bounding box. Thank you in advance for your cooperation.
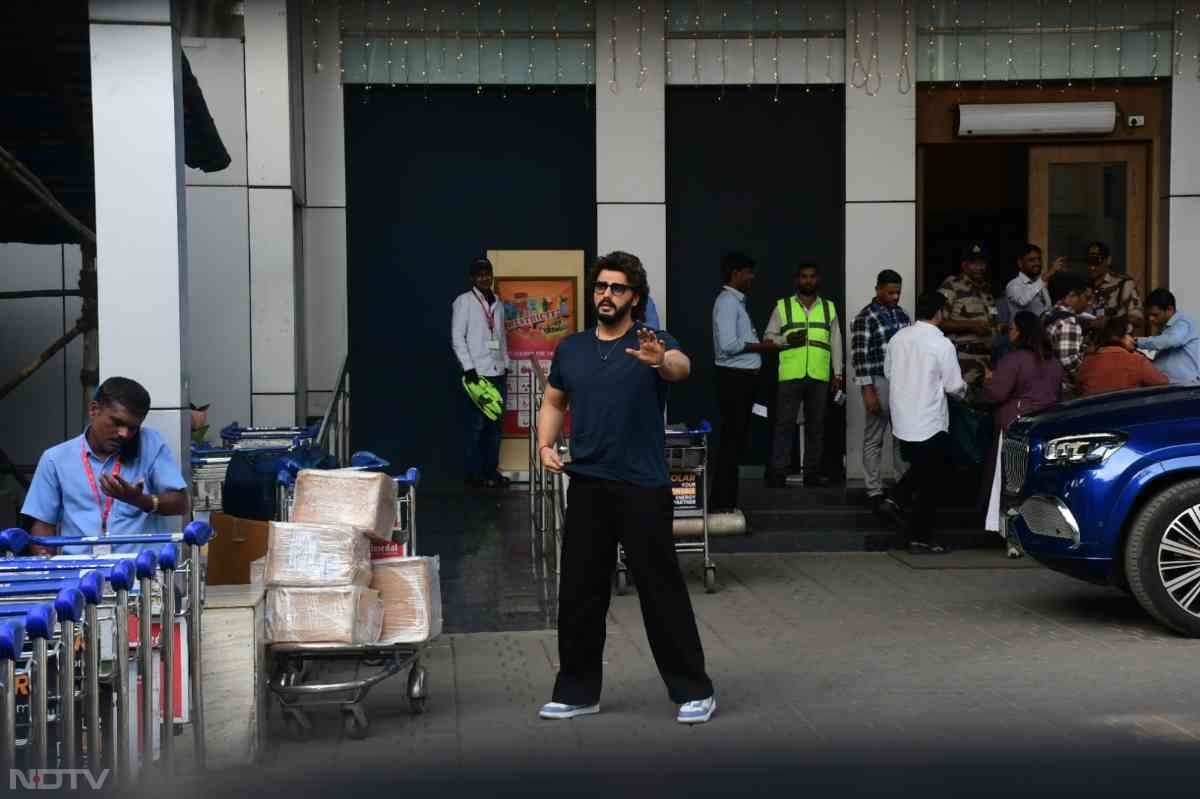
[939,274,996,391]
[1092,271,1144,327]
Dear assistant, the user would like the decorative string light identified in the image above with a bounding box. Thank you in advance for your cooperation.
[1065,0,1074,87]
[386,0,395,86]
[422,5,431,95]
[440,6,448,75]
[312,0,323,73]
[1117,0,1126,87]
[866,0,881,94]
[361,0,372,79]
[1173,2,1184,77]
[982,0,990,80]
[636,3,648,89]
[851,1,867,88]
[1006,0,1018,81]
[608,0,619,95]
[1090,0,1099,88]
[1036,0,1044,89]
[475,0,483,93]
[1150,0,1161,79]
[584,0,594,90]
[928,0,938,83]
[803,1,811,90]
[455,1,465,81]
[527,2,536,89]
[498,4,507,92]
[952,0,961,87]
[403,3,411,86]
[824,8,834,84]
[693,0,702,85]
[772,0,782,102]
[664,6,673,82]
[748,0,757,88]
[552,1,562,92]
[898,0,913,93]
[720,5,729,101]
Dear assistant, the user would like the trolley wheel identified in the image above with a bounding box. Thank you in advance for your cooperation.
[284,711,312,742]
[614,568,630,596]
[407,662,428,714]
[409,696,428,715]
[703,566,717,594]
[342,709,370,740]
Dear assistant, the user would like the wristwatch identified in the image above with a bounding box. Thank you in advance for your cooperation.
[150,494,160,515]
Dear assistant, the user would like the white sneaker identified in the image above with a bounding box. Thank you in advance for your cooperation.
[539,701,600,720]
[676,696,716,724]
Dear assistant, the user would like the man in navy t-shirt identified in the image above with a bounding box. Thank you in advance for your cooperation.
[535,251,716,725]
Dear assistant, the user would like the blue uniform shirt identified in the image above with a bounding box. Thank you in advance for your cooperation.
[549,325,678,488]
[21,427,188,554]
[712,286,762,371]
[1137,312,1200,385]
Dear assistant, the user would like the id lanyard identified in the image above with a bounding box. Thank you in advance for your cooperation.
[81,439,121,535]
[473,289,497,339]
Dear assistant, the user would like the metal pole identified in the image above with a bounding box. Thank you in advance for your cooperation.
[138,577,154,776]
[84,604,100,775]
[59,619,77,769]
[188,544,206,773]
[1,659,14,772]
[114,589,130,783]
[160,567,175,778]
[32,636,48,770]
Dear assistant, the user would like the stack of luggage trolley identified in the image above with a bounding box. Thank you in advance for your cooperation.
[0,521,213,784]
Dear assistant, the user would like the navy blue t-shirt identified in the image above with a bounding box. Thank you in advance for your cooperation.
[548,324,678,488]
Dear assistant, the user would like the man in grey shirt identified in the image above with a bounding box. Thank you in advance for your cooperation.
[1005,243,1064,319]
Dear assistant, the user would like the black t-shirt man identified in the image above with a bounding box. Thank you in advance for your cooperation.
[548,324,679,487]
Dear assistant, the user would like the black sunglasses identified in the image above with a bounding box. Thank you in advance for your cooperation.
[593,281,632,296]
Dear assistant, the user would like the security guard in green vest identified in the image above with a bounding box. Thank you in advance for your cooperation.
[763,263,844,488]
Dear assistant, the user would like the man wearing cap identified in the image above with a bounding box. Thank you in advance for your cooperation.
[938,243,998,394]
[452,256,511,489]
[21,376,189,555]
[1087,240,1144,333]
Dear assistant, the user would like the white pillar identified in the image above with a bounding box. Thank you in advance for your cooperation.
[596,1,668,323]
[245,0,304,426]
[1169,12,1200,306]
[89,0,190,467]
[843,1,916,481]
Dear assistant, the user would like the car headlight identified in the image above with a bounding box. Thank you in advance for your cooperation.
[1042,433,1127,466]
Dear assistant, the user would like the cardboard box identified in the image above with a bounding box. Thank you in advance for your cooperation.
[207,513,270,585]
[264,521,371,587]
[370,557,443,645]
[266,586,383,644]
[290,469,396,542]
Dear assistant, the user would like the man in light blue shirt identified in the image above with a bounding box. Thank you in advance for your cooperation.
[22,376,189,555]
[710,252,778,511]
[1005,243,1062,319]
[1136,289,1200,384]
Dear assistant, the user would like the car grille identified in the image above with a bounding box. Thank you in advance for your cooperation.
[1002,436,1030,494]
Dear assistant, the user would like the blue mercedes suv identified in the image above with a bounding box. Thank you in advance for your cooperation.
[1004,384,1200,636]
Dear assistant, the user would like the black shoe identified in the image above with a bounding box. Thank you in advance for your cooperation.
[489,474,513,489]
[873,495,906,527]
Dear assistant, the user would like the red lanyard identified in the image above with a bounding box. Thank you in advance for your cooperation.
[81,439,121,534]
[473,289,496,331]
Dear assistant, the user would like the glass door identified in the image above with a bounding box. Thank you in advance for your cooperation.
[1027,144,1148,293]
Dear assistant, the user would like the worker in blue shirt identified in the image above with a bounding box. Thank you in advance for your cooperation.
[21,376,189,555]
[1136,289,1200,384]
[644,295,661,329]
[710,252,778,511]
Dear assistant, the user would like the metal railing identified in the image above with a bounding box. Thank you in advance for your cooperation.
[317,356,351,467]
[527,359,567,576]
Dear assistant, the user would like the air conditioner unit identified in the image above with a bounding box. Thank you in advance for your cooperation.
[957,102,1118,137]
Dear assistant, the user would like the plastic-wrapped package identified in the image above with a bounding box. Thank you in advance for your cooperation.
[249,556,266,587]
[264,521,371,587]
[290,469,397,542]
[369,556,443,644]
[265,586,384,644]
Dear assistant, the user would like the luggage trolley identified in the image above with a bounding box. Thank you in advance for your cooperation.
[615,421,717,595]
[268,463,429,742]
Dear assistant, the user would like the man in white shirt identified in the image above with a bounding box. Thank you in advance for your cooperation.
[1005,243,1063,319]
[884,291,967,554]
[452,257,511,488]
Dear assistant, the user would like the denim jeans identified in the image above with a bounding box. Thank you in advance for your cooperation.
[463,374,507,481]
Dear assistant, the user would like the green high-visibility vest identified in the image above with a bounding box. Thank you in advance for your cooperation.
[777,295,836,382]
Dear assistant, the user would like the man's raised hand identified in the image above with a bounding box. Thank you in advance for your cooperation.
[625,328,666,367]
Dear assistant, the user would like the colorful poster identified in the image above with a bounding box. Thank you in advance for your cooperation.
[497,277,579,437]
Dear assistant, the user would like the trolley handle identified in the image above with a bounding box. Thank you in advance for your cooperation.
[0,617,26,659]
[0,603,55,639]
[395,467,421,489]
[1,520,214,554]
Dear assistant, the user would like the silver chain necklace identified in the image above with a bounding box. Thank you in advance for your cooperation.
[595,329,624,361]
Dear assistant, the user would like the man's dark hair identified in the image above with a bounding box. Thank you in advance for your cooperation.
[1049,271,1089,304]
[1146,288,1176,311]
[720,252,755,283]
[1012,310,1048,361]
[796,262,820,275]
[915,291,946,321]
[95,377,151,417]
[876,269,902,287]
[1019,243,1042,259]
[592,251,649,322]
[1088,241,1111,259]
[469,257,493,277]
[1101,315,1131,345]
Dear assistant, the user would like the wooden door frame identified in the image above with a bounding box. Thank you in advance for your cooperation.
[1027,143,1149,294]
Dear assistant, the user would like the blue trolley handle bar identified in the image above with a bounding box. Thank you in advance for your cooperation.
[0,521,213,555]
